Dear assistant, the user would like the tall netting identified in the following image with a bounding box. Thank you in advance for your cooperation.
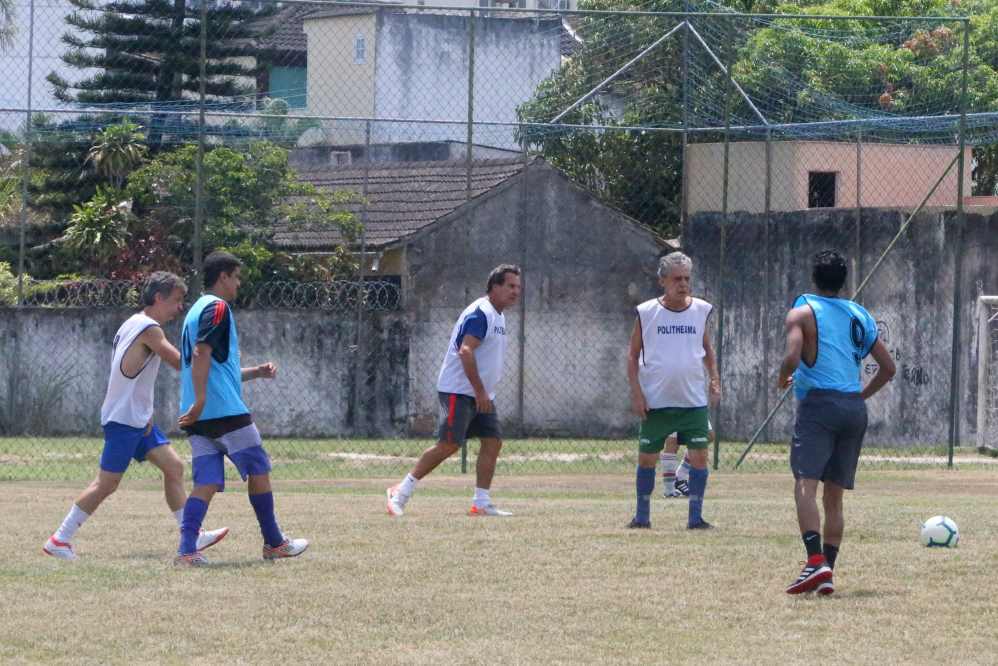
[1,0,997,481]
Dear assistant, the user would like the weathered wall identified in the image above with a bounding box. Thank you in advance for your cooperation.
[0,309,409,438]
[685,207,998,446]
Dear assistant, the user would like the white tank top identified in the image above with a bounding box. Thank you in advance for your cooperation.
[100,313,163,428]
[436,296,508,399]
[636,297,713,409]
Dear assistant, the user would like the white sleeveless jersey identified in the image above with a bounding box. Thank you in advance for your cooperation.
[636,297,713,409]
[436,296,508,399]
[100,313,163,428]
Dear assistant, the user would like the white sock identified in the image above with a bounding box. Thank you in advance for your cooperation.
[661,453,678,492]
[398,473,418,498]
[473,487,491,505]
[53,504,90,543]
[677,455,692,482]
[173,509,184,528]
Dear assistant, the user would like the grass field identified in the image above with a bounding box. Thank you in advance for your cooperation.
[2,437,995,481]
[3,470,998,664]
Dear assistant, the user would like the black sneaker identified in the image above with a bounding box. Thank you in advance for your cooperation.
[675,479,690,496]
[687,520,713,530]
[627,518,651,529]
[786,555,832,594]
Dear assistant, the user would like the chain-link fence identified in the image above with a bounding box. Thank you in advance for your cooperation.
[2,0,998,481]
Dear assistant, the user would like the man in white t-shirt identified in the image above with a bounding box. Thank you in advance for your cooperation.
[386,264,522,517]
[43,272,227,560]
[627,252,721,530]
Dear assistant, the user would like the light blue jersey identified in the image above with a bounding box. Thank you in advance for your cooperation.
[180,294,249,420]
[792,294,878,400]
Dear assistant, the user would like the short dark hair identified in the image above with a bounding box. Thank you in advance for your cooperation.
[812,250,848,293]
[141,271,187,306]
[486,264,521,292]
[203,251,242,289]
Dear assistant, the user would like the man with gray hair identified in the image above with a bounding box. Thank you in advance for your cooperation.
[627,252,720,530]
[44,272,228,560]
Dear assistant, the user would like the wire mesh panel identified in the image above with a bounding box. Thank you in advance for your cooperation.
[978,297,998,455]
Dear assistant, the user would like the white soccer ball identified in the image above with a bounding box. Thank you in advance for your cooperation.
[920,515,959,548]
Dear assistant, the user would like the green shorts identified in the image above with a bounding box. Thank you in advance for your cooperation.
[638,407,711,454]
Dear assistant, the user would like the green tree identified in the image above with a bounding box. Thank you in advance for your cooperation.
[63,186,131,274]
[0,0,15,51]
[85,121,148,190]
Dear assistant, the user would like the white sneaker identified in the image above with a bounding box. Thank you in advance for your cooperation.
[43,536,77,561]
[469,503,513,517]
[263,537,309,560]
[196,527,229,551]
[386,485,408,517]
[174,552,210,567]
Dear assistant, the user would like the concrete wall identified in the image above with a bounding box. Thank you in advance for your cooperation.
[684,207,998,446]
[402,160,665,437]
[688,142,973,214]
[0,309,409,438]
[371,13,562,148]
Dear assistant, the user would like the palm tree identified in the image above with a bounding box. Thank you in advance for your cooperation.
[85,121,148,190]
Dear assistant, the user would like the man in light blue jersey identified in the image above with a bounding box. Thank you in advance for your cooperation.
[173,252,308,566]
[779,250,895,595]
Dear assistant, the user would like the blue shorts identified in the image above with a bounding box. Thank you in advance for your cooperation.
[100,422,170,474]
[190,423,272,491]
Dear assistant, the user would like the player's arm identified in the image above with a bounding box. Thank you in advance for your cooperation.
[627,318,647,418]
[242,363,277,382]
[178,343,212,428]
[778,308,806,390]
[702,320,721,406]
[140,325,181,372]
[861,338,895,400]
[178,301,227,427]
[457,335,492,414]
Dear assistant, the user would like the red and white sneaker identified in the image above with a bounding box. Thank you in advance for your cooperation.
[816,579,835,596]
[469,503,513,517]
[786,555,832,594]
[43,536,77,561]
[386,485,407,517]
[173,552,209,567]
[196,527,229,551]
[263,537,309,560]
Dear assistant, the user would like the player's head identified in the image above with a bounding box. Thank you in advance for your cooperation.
[486,264,521,312]
[812,250,848,294]
[142,271,187,322]
[657,251,692,299]
[203,251,243,302]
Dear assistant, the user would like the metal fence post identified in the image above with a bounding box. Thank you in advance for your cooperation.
[353,120,371,435]
[680,0,690,237]
[16,0,36,306]
[517,134,529,437]
[761,126,773,446]
[192,0,208,292]
[947,20,971,467]
[461,10,476,473]
[853,130,862,299]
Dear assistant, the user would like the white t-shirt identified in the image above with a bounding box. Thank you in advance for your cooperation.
[436,296,508,399]
[636,296,713,409]
[100,313,163,428]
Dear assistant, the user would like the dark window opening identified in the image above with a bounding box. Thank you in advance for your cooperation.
[808,172,837,208]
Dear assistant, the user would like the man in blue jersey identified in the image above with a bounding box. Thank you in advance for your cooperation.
[779,250,895,595]
[173,252,308,566]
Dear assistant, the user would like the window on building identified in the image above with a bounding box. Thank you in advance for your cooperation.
[808,172,837,208]
[354,34,366,64]
[267,66,307,109]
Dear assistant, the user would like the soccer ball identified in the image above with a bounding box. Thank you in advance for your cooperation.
[920,515,959,548]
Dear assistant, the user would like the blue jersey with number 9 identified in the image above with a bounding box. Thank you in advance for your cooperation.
[792,293,878,400]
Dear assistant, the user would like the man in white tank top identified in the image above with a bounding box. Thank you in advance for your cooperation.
[43,272,227,560]
[386,265,521,518]
[627,252,721,530]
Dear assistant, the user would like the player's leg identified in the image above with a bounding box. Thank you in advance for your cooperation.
[145,440,229,551]
[630,409,667,528]
[679,408,712,529]
[44,422,140,559]
[467,405,510,516]
[175,436,223,565]
[786,394,834,594]
[821,482,845,568]
[676,427,710,496]
[387,393,472,516]
[660,434,680,497]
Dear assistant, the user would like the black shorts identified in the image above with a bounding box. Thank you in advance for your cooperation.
[436,392,502,445]
[790,389,868,490]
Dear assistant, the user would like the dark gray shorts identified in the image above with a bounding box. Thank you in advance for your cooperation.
[437,392,502,445]
[790,389,868,490]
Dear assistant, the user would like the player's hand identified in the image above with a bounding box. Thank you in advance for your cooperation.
[630,392,648,419]
[709,379,721,406]
[474,391,494,414]
[178,401,205,429]
[143,421,153,437]
[778,375,794,391]
[256,362,277,379]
